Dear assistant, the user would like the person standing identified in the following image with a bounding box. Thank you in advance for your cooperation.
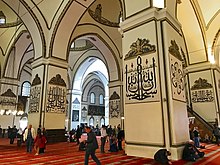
[23,124,36,153]
[193,127,200,148]
[117,129,124,151]
[100,125,107,153]
[84,126,101,165]
[76,125,82,145]
[10,125,18,144]
[213,124,220,146]
[0,125,2,138]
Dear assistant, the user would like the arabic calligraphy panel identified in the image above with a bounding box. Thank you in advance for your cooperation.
[46,84,66,113]
[168,40,185,102]
[124,53,160,103]
[109,91,120,118]
[169,54,185,101]
[29,85,41,113]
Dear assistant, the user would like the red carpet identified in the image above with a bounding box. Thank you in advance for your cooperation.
[0,137,220,164]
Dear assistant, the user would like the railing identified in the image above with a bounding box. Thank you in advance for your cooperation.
[187,105,213,132]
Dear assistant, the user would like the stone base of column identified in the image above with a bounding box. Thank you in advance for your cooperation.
[46,129,67,143]
[125,144,185,160]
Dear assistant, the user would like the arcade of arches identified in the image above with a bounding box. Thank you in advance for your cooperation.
[0,0,220,160]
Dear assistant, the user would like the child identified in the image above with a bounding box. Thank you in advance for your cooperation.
[34,131,47,155]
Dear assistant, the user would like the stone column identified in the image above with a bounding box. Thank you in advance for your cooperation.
[29,58,68,142]
[120,7,189,160]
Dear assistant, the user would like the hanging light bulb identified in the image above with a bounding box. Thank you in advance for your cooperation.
[12,110,17,115]
[6,109,11,115]
[153,0,165,8]
[0,109,5,115]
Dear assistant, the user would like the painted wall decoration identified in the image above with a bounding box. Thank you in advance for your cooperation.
[88,4,119,27]
[169,40,185,101]
[29,74,41,113]
[109,91,120,118]
[72,110,79,122]
[81,106,87,121]
[191,78,214,103]
[124,38,159,103]
[46,74,66,113]
[88,105,105,116]
[72,98,80,110]
[0,89,17,114]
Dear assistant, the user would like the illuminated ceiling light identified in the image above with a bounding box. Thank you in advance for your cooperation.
[0,11,6,24]
[6,110,11,115]
[70,42,75,49]
[153,0,165,8]
[12,110,17,115]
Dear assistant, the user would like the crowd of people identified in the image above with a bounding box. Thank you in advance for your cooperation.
[0,124,47,156]
[69,124,125,154]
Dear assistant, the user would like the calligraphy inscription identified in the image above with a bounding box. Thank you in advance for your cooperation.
[125,56,157,100]
[191,90,214,103]
[110,99,120,118]
[46,85,66,113]
[109,91,120,118]
[171,61,184,95]
[29,86,41,113]
[191,77,213,103]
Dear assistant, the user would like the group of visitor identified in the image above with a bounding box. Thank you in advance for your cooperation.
[23,124,47,155]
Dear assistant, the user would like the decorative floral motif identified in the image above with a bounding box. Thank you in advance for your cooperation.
[124,38,156,60]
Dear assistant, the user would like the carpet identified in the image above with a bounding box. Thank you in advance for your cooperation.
[0,138,220,165]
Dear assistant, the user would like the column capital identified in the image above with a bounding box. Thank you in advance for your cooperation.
[32,57,68,69]
[120,8,181,33]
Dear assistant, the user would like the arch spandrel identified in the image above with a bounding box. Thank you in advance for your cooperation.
[177,0,207,64]
[51,0,95,60]
[2,0,44,60]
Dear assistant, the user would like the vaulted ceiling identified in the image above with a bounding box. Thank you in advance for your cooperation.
[1,0,220,73]
[177,0,220,65]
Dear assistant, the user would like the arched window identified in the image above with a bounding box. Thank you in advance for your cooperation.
[100,117,105,126]
[89,116,94,126]
[21,81,31,96]
[90,92,95,104]
[99,94,104,105]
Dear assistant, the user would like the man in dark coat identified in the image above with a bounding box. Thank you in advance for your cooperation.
[76,125,82,145]
[182,140,204,162]
[154,149,172,164]
[84,126,101,165]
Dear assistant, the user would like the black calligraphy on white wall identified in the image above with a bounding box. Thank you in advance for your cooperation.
[191,77,214,103]
[169,40,185,101]
[171,61,184,95]
[47,86,66,113]
[29,86,41,113]
[29,74,41,113]
[109,91,120,118]
[46,74,66,113]
[125,56,157,100]
[191,90,214,102]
